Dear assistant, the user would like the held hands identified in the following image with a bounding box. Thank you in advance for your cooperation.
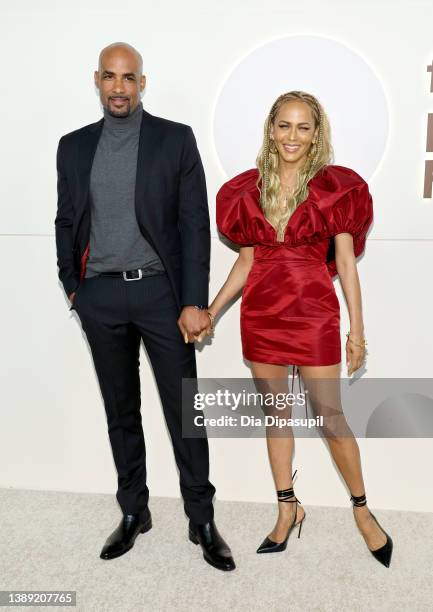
[68,291,76,305]
[346,332,367,376]
[177,307,214,343]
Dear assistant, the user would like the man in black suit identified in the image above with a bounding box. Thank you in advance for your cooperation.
[54,42,235,571]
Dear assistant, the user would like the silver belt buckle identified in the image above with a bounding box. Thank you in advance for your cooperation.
[123,269,143,281]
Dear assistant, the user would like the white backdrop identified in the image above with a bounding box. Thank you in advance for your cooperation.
[1,0,432,512]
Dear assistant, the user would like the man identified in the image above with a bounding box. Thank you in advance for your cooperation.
[54,42,235,572]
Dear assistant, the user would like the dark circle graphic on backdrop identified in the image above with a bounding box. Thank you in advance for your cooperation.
[213,35,389,180]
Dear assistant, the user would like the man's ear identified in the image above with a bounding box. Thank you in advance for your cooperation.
[140,74,146,93]
[94,70,99,89]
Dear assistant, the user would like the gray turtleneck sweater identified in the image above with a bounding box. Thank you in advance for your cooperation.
[85,101,165,278]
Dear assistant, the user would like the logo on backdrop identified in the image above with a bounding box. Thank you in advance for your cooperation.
[425,61,433,197]
[213,35,389,181]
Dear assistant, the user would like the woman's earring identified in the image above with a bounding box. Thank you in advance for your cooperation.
[269,138,278,154]
[308,141,317,158]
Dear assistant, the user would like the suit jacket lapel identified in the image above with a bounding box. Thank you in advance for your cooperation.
[75,118,104,221]
[134,110,162,245]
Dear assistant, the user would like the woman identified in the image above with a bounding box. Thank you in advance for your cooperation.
[207,91,393,567]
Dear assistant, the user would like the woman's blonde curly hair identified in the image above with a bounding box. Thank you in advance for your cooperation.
[256,91,334,241]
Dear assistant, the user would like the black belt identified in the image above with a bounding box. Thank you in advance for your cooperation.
[98,268,166,281]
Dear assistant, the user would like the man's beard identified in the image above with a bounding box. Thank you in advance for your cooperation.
[107,97,131,117]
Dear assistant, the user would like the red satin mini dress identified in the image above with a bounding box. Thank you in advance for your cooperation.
[216,165,373,366]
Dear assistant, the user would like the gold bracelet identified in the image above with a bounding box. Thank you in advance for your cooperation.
[346,332,367,348]
[207,310,215,330]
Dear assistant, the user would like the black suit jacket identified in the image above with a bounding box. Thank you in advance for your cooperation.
[54,109,210,310]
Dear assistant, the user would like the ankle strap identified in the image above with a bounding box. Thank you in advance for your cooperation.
[350,493,367,507]
[277,469,301,504]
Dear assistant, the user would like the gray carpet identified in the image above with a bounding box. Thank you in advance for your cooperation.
[0,488,431,612]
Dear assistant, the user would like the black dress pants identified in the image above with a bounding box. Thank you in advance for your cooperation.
[71,271,215,524]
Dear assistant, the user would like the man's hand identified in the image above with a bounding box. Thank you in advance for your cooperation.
[68,291,76,304]
[177,306,210,343]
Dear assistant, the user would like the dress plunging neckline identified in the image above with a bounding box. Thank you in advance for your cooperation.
[256,185,315,243]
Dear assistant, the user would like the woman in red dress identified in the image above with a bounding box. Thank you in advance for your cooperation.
[208,91,393,567]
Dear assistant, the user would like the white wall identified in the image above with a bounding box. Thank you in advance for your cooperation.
[1,0,432,512]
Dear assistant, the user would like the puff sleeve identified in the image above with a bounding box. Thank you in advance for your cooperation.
[324,173,373,278]
[216,169,258,246]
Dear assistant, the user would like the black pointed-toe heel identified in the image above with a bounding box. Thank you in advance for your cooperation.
[256,469,306,554]
[350,492,393,568]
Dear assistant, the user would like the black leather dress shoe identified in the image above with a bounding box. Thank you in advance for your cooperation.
[100,508,152,560]
[189,519,235,571]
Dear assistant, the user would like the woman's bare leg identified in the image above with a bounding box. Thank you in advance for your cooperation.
[298,362,387,551]
[251,361,305,544]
